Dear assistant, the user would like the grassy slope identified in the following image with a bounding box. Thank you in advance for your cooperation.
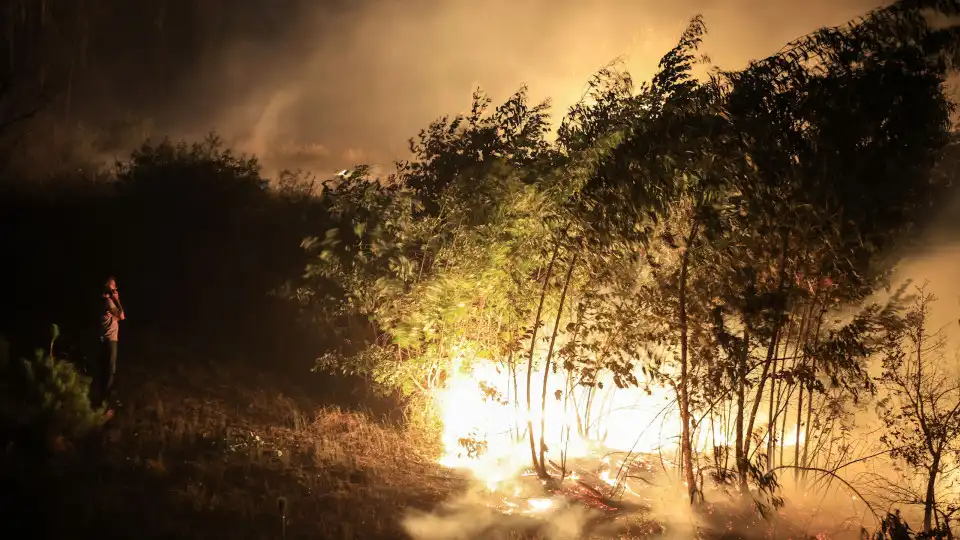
[3,357,466,540]
[0,345,865,540]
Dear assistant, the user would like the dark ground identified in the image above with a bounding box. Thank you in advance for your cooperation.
[0,338,467,540]
[0,336,865,540]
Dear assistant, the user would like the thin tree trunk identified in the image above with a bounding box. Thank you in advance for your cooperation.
[560,367,574,480]
[924,453,941,533]
[794,379,803,483]
[539,250,578,474]
[801,385,814,473]
[583,386,596,438]
[600,386,617,443]
[779,384,790,469]
[770,317,796,469]
[511,354,521,442]
[679,217,701,504]
[767,326,786,470]
[526,241,560,478]
[722,401,731,471]
[507,351,518,443]
[801,302,826,484]
[786,295,817,479]
[736,329,748,492]
[595,382,615,441]
[743,232,790,467]
[806,398,834,471]
[571,387,585,439]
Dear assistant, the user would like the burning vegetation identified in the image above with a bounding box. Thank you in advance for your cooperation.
[6,1,960,539]
[299,2,960,538]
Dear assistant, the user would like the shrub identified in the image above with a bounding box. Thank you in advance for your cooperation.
[2,324,105,453]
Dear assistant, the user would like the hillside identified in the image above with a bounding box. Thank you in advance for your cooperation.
[3,349,464,540]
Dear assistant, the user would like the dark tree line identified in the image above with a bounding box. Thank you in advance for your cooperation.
[0,136,333,373]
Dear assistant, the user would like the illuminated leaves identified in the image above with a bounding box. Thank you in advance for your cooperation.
[298,1,960,515]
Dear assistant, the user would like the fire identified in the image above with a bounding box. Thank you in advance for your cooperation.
[432,347,713,490]
[528,498,555,512]
[428,343,823,510]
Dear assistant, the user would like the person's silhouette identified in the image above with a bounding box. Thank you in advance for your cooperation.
[99,276,126,415]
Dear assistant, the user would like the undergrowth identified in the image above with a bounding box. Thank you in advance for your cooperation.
[3,357,464,539]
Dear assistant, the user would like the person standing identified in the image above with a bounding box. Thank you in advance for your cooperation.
[100,276,125,412]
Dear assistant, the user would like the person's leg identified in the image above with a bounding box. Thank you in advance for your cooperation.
[99,340,118,407]
[106,340,117,405]
[98,340,109,406]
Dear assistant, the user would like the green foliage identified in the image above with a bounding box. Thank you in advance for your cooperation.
[115,133,265,216]
[300,0,960,515]
[18,347,106,438]
[2,324,105,444]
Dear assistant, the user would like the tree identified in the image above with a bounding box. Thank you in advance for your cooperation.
[1,323,106,459]
[877,285,960,535]
[300,0,960,519]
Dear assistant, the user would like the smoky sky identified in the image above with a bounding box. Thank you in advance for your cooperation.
[60,0,957,339]
[170,0,957,325]
[117,0,888,174]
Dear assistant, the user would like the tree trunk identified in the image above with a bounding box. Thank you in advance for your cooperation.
[766,327,785,471]
[924,453,941,533]
[539,250,578,475]
[600,387,618,443]
[794,379,803,483]
[786,296,817,481]
[801,385,814,478]
[744,232,790,471]
[779,381,791,469]
[560,367,574,480]
[679,218,701,504]
[583,386,595,438]
[800,303,825,484]
[571,387,585,439]
[736,329,748,492]
[508,351,520,443]
[526,240,560,478]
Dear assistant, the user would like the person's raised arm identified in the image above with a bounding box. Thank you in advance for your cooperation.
[106,294,126,320]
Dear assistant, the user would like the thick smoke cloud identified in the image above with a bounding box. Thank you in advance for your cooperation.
[149,0,886,175]
[164,0,960,354]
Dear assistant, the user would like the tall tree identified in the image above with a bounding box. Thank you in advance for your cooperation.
[877,286,960,535]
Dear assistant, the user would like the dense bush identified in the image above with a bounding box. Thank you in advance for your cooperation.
[0,325,104,458]
[19,325,104,435]
[0,135,335,371]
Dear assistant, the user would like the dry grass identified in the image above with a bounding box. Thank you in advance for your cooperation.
[4,360,466,540]
[1,355,846,540]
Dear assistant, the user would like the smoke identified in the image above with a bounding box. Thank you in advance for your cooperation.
[9,0,900,180]
[400,486,591,540]
[106,0,889,177]
[400,474,700,540]
[397,464,886,539]
[181,1,953,534]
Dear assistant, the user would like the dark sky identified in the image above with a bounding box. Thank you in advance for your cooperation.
[122,0,887,175]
